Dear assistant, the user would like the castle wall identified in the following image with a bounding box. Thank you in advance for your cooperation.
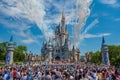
[41,10,80,63]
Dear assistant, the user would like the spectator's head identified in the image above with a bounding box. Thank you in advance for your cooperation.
[45,70,50,75]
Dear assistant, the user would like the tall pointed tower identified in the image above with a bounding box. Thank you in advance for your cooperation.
[65,25,69,40]
[72,45,76,62]
[101,36,110,65]
[61,9,65,33]
[47,39,53,64]
[60,9,66,46]
[6,36,16,65]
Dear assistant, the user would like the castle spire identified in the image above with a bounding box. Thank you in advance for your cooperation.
[102,36,105,44]
[9,35,13,42]
[62,9,65,20]
[64,38,68,46]
[101,36,110,65]
[65,25,68,33]
[72,45,75,52]
[61,9,65,33]
[60,9,66,46]
[6,35,15,65]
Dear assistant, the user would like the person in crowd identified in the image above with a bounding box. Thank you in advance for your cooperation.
[41,70,52,80]
[0,64,119,80]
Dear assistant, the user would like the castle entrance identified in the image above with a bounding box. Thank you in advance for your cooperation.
[55,56,60,60]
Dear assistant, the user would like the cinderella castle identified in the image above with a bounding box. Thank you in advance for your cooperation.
[41,10,80,63]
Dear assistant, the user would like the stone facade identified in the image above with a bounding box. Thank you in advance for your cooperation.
[41,10,80,63]
[6,36,15,65]
[85,52,91,62]
[101,36,110,65]
[25,52,40,63]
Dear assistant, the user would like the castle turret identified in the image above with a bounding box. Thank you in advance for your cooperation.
[40,9,81,63]
[72,45,75,52]
[6,36,15,65]
[55,24,60,37]
[64,38,69,60]
[76,48,80,62]
[101,36,110,65]
[64,39,68,48]
[47,39,53,64]
[41,41,48,61]
[61,9,65,33]
[65,25,69,40]
[60,9,66,46]
[71,45,75,62]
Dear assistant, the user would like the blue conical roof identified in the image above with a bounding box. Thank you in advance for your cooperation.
[72,45,75,51]
[102,36,105,44]
[9,35,13,42]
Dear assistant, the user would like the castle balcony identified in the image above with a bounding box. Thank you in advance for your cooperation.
[61,32,66,35]
[7,48,14,51]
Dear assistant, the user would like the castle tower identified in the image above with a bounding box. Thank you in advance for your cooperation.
[61,9,65,33]
[101,36,110,65]
[40,9,81,63]
[47,39,53,64]
[41,41,48,61]
[72,45,76,62]
[64,38,69,60]
[6,36,15,65]
[60,9,66,46]
[65,25,69,40]
[55,24,60,40]
[76,48,80,62]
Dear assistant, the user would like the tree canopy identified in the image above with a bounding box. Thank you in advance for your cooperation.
[0,42,27,62]
[0,42,7,61]
[14,45,27,62]
[108,45,120,66]
[89,45,120,66]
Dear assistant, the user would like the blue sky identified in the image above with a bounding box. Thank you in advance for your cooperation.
[0,0,120,55]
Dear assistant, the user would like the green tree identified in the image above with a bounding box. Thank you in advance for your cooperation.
[0,42,7,61]
[89,45,120,66]
[14,45,27,62]
[89,51,102,65]
[0,42,27,62]
[108,45,120,66]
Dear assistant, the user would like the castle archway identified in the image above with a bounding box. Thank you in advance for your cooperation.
[55,56,60,60]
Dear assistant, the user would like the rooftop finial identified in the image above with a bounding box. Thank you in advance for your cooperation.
[62,9,65,19]
[72,45,75,51]
[9,35,13,42]
[102,36,105,44]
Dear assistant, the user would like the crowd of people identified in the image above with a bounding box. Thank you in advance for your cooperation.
[0,64,120,80]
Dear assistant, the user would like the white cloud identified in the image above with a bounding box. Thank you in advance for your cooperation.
[72,32,111,47]
[114,18,120,21]
[83,33,111,38]
[91,13,98,18]
[72,0,93,47]
[0,16,36,44]
[0,0,78,41]
[99,0,120,8]
[99,0,117,4]
[0,17,37,44]
[0,0,78,45]
[71,33,110,48]
[83,19,99,34]
[21,38,37,44]
[36,35,44,39]
[0,0,111,47]
[12,28,41,44]
[0,0,53,40]
[43,0,76,25]
[0,18,20,28]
